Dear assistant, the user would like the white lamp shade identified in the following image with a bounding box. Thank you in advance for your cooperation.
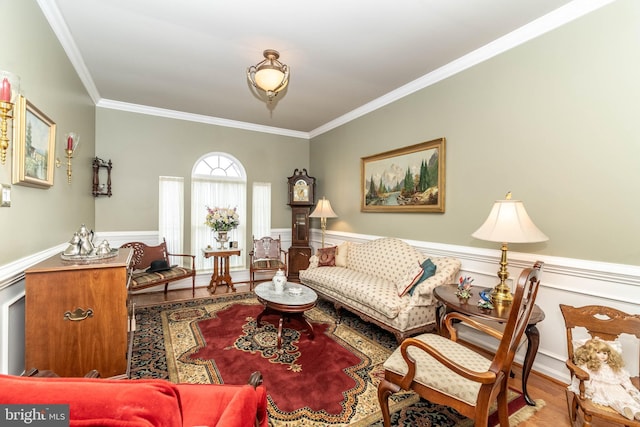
[254,68,285,92]
[472,199,548,243]
[310,197,338,218]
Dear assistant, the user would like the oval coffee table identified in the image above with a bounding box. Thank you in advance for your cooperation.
[254,281,318,349]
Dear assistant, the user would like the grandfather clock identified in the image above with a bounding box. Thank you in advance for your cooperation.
[287,169,316,281]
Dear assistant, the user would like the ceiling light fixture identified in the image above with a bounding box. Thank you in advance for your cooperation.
[247,49,289,100]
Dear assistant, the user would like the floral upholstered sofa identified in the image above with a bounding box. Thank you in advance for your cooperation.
[299,237,461,342]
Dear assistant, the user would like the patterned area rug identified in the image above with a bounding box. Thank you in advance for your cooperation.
[130,293,544,426]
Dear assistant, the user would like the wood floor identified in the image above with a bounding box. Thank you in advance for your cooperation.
[130,284,607,427]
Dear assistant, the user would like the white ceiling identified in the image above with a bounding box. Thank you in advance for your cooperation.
[38,0,609,138]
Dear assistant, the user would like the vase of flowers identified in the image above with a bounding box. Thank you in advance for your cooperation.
[205,206,239,248]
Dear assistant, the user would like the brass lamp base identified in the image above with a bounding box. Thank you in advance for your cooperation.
[490,242,513,305]
[490,283,513,305]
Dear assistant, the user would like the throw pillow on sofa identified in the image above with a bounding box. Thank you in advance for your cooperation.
[396,263,424,297]
[408,258,438,296]
[335,242,350,267]
[317,246,337,266]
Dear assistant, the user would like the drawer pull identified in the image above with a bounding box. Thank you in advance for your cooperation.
[64,308,94,321]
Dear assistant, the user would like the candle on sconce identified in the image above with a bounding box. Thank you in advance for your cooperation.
[67,135,73,151]
[0,78,10,102]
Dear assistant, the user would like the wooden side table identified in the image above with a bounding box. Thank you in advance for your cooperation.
[433,284,545,406]
[202,248,241,292]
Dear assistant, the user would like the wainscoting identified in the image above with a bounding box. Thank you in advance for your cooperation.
[1,229,638,382]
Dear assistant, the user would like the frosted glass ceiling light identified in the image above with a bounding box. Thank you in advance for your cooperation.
[247,49,289,101]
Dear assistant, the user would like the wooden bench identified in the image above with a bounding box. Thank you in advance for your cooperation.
[120,239,196,296]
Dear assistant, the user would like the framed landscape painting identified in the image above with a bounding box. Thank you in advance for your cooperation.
[361,137,445,213]
[12,96,56,188]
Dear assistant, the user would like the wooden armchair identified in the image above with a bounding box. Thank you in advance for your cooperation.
[560,304,640,427]
[377,262,543,427]
[249,235,287,290]
[120,238,196,296]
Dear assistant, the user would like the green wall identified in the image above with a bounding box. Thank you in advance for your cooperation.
[0,0,95,265]
[310,0,640,265]
[3,0,639,268]
[94,108,309,252]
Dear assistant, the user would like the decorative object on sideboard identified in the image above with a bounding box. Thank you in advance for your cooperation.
[309,196,338,248]
[472,192,548,305]
[11,96,56,188]
[61,223,117,260]
[247,49,289,101]
[0,70,19,165]
[92,157,112,197]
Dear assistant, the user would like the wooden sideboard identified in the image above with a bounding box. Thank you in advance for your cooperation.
[24,248,133,377]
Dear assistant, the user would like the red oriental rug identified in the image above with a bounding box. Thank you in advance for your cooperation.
[155,295,544,426]
[162,297,412,426]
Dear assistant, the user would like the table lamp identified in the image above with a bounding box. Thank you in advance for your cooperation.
[472,192,548,305]
[309,196,338,248]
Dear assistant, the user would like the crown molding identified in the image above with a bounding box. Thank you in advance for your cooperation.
[96,99,309,139]
[39,0,615,139]
[309,0,617,138]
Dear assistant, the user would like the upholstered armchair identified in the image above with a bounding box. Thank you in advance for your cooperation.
[249,235,287,290]
[377,262,543,427]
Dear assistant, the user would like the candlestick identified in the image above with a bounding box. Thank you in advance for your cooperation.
[66,148,73,184]
[0,78,10,102]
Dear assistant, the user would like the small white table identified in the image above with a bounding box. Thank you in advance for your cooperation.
[254,281,318,349]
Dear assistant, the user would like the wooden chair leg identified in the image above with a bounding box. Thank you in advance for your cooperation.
[496,387,510,427]
[377,379,400,427]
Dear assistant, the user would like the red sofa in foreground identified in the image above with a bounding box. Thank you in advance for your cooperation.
[0,373,268,427]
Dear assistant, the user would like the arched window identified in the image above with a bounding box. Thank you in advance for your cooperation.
[192,153,246,271]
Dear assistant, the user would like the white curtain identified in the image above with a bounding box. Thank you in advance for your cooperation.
[252,182,271,240]
[159,176,184,264]
[192,177,246,270]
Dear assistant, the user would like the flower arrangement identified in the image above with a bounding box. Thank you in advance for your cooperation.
[456,276,474,299]
[205,206,239,232]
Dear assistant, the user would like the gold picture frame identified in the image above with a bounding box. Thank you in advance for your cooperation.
[361,137,445,213]
[12,95,56,188]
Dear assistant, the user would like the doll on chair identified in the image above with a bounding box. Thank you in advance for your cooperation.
[568,337,640,420]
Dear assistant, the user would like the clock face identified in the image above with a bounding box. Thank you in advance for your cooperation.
[293,179,309,202]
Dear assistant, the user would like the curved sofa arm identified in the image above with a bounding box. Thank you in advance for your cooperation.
[409,257,461,306]
[306,255,319,269]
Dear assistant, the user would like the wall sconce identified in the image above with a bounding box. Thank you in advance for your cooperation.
[247,49,290,101]
[63,132,80,184]
[0,70,20,165]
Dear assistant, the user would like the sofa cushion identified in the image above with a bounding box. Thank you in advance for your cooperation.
[347,237,424,285]
[130,267,194,289]
[317,246,337,266]
[300,266,406,318]
[0,374,183,427]
[335,242,350,267]
[178,383,268,427]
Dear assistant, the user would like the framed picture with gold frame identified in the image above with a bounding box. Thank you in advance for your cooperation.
[12,95,56,188]
[361,137,445,213]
